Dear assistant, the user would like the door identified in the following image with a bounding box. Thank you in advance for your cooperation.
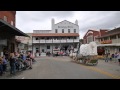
[42,49,44,52]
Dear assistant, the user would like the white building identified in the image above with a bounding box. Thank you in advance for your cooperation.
[32,19,80,56]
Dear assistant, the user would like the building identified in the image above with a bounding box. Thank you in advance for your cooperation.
[97,27,120,55]
[32,19,80,56]
[0,11,29,56]
[83,29,108,44]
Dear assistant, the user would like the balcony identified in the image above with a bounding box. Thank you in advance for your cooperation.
[67,39,73,42]
[61,40,66,43]
[40,40,45,43]
[112,39,120,44]
[74,39,79,42]
[33,40,39,43]
[46,40,52,43]
[53,40,60,43]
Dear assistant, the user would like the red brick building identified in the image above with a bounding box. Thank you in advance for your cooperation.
[0,11,28,55]
[0,11,16,26]
[83,29,108,44]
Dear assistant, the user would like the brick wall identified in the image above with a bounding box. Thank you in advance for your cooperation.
[0,11,16,26]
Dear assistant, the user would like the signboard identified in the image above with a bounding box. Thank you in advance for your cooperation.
[58,26,73,28]
[0,39,7,46]
[101,40,112,44]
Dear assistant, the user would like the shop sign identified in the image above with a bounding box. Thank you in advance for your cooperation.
[101,40,112,44]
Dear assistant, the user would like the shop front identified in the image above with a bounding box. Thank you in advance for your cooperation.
[0,19,29,57]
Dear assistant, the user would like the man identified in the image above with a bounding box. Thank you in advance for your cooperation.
[26,52,32,69]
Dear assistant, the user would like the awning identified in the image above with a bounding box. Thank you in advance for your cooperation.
[0,19,29,37]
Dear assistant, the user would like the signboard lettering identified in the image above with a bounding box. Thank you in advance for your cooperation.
[58,26,73,28]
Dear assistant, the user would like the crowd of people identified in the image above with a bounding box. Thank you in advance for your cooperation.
[105,52,120,65]
[0,51,35,76]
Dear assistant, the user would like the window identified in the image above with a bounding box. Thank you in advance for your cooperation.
[68,29,70,33]
[62,29,64,33]
[55,29,58,33]
[36,37,38,40]
[11,21,14,25]
[36,48,39,52]
[74,29,76,33]
[118,34,120,38]
[4,16,7,22]
[47,46,50,49]
[110,35,116,40]
[47,37,49,40]
[74,37,77,39]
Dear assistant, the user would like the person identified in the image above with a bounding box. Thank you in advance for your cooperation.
[26,52,32,69]
[105,53,109,62]
[114,52,118,63]
[9,53,16,75]
[0,57,3,76]
[117,52,120,66]
[4,50,9,61]
[2,55,7,73]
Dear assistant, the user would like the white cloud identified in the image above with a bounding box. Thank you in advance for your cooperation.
[16,11,120,39]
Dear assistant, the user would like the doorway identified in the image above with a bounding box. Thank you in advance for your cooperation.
[42,49,44,53]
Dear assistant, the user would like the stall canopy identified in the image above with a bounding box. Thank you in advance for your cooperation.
[0,19,29,37]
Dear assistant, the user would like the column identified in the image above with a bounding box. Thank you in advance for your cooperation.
[39,37,40,56]
[52,37,53,54]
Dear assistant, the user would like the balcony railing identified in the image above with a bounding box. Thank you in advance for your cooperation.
[32,39,80,43]
[74,39,79,42]
[112,39,120,43]
[53,40,60,43]
[61,40,66,43]
[40,40,45,43]
[67,39,73,42]
[33,40,39,43]
[46,40,52,43]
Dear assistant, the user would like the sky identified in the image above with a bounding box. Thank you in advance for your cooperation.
[16,11,120,39]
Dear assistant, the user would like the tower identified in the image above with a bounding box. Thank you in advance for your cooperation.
[51,18,55,30]
[75,20,78,25]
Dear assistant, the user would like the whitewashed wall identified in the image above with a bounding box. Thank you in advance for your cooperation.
[51,20,79,33]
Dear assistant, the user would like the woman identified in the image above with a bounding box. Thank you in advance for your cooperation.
[9,53,16,75]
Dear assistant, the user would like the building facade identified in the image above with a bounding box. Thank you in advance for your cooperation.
[0,11,16,26]
[32,19,80,56]
[97,27,120,55]
[0,11,28,56]
[83,29,108,44]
